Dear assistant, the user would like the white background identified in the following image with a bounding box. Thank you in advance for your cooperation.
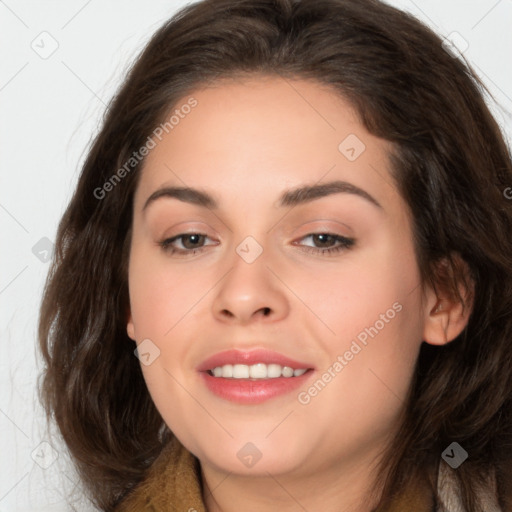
[1,1,511,510]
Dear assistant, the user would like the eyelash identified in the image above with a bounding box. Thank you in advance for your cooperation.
[158,233,355,257]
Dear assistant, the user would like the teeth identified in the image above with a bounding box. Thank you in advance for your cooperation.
[249,363,267,378]
[222,364,233,378]
[209,363,308,379]
[232,364,249,378]
[267,364,281,378]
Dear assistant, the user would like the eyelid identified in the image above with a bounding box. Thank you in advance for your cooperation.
[291,219,354,237]
[159,220,214,234]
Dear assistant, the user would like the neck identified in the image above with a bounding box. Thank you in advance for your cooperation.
[200,449,385,512]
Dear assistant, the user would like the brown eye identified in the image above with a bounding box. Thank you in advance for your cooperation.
[311,234,337,248]
[179,234,206,249]
[159,233,216,256]
[295,233,355,255]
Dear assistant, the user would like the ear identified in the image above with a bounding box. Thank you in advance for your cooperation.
[127,309,136,341]
[422,255,474,346]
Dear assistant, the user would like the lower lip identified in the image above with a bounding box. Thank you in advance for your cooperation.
[200,371,313,404]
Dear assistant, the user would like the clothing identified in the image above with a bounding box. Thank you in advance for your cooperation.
[115,436,501,512]
[117,436,207,512]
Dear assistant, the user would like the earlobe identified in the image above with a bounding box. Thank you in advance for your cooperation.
[423,298,468,346]
[127,312,136,341]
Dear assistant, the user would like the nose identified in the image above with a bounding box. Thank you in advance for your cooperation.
[211,248,290,325]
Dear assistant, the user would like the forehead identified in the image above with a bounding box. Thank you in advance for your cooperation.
[134,76,398,213]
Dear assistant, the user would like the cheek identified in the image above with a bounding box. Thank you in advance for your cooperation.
[128,247,205,339]
[295,236,422,398]
[127,247,202,427]
[299,246,422,422]
[296,297,421,456]
[293,236,421,344]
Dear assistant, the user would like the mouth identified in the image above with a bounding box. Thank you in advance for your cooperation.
[208,363,308,379]
[197,349,315,404]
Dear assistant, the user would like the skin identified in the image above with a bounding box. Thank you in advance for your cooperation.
[127,76,471,512]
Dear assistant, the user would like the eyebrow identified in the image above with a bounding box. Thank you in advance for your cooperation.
[142,180,383,212]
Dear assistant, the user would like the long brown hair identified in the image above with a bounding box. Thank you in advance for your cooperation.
[38,0,512,510]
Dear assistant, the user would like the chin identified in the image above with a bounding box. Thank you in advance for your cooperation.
[192,435,310,477]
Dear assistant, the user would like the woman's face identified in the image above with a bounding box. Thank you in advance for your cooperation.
[127,76,431,478]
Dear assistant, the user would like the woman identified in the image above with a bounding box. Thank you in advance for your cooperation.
[38,0,512,510]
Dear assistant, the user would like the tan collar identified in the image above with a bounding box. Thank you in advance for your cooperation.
[116,437,434,512]
[117,436,207,512]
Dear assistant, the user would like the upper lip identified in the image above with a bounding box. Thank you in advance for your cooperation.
[197,348,314,372]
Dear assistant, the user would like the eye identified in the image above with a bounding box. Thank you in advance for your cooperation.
[158,232,355,257]
[294,233,355,256]
[158,233,217,256]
